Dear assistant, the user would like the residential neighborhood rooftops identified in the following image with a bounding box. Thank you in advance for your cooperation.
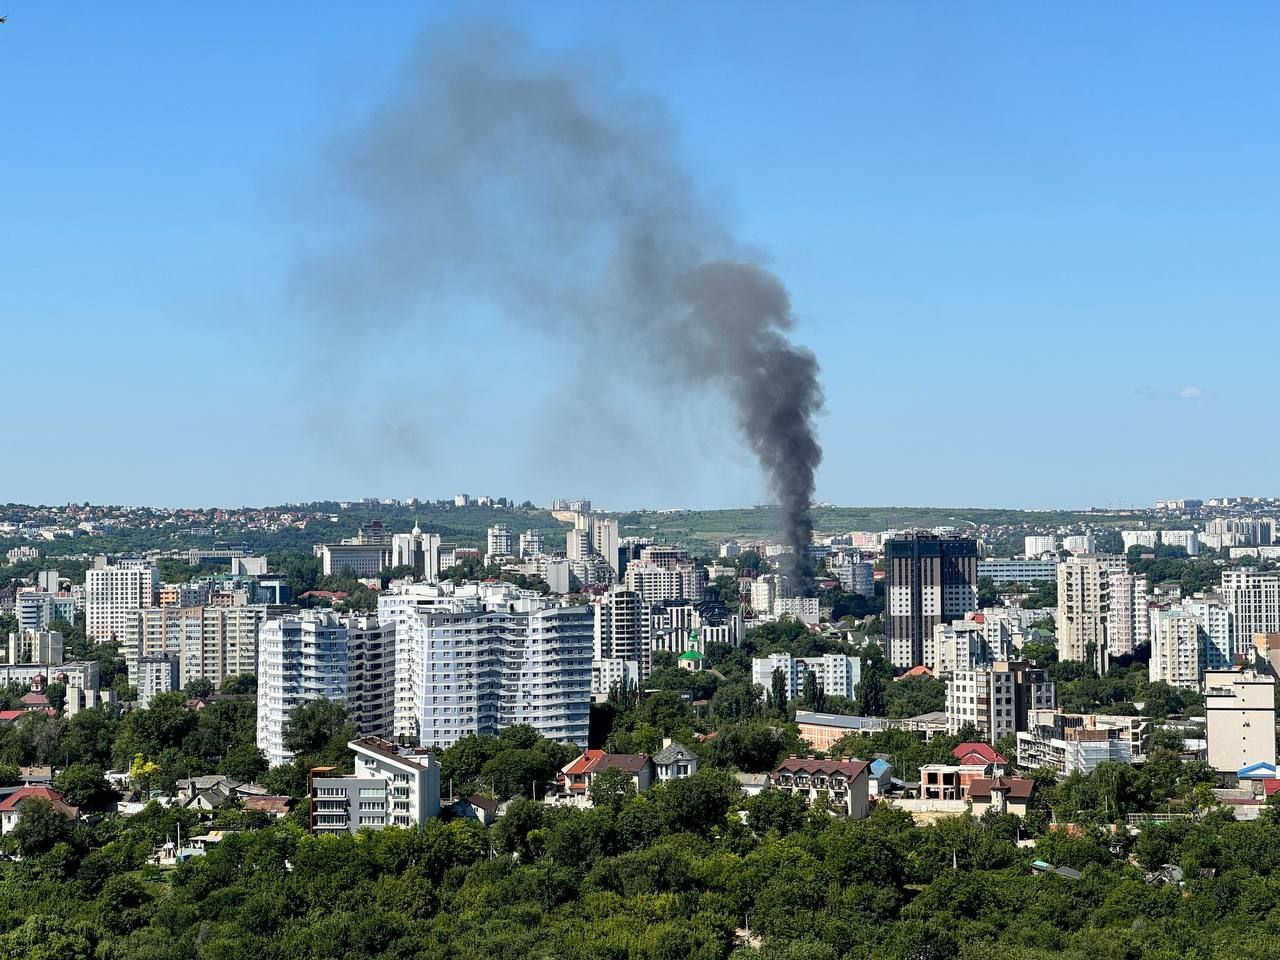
[562,750,652,778]
[653,741,695,764]
[953,743,1007,766]
[775,757,870,779]
[967,777,1035,801]
[0,785,78,819]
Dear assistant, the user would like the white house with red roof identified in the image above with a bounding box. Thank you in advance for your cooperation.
[559,750,655,802]
[0,786,79,835]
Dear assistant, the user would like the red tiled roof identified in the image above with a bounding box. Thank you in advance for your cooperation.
[243,795,293,815]
[775,757,869,779]
[953,742,1006,765]
[562,750,651,777]
[967,777,1035,801]
[1263,779,1280,798]
[898,665,934,680]
[0,786,79,819]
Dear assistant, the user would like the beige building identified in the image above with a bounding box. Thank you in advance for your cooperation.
[1204,669,1276,773]
[1148,608,1202,689]
[1056,555,1125,672]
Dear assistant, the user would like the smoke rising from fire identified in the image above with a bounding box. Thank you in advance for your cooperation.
[306,24,823,586]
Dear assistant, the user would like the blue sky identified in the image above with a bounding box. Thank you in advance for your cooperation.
[2,2,1276,510]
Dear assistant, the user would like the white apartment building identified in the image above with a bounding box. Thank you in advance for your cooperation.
[86,558,158,641]
[1024,536,1057,556]
[380,582,592,750]
[1204,669,1276,773]
[624,560,706,605]
[929,620,996,674]
[775,596,820,625]
[1121,530,1160,552]
[119,605,269,686]
[649,602,744,655]
[539,557,570,594]
[593,518,620,580]
[137,656,180,707]
[829,553,874,596]
[15,591,75,632]
[486,524,514,561]
[591,657,640,697]
[1160,530,1199,555]
[1057,555,1125,671]
[566,527,592,562]
[1062,534,1096,555]
[256,611,352,768]
[977,558,1057,583]
[594,587,650,678]
[310,737,441,834]
[1183,593,1234,671]
[1148,608,1202,689]
[7,628,63,666]
[750,575,780,615]
[946,661,1056,742]
[1108,572,1149,658]
[751,653,860,701]
[1220,569,1280,658]
[518,529,544,559]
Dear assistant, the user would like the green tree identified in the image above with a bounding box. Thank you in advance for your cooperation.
[184,677,215,699]
[770,666,788,716]
[745,787,808,836]
[588,766,637,812]
[220,742,268,783]
[800,671,825,712]
[7,797,72,858]
[857,643,888,717]
[53,763,116,812]
[282,698,350,757]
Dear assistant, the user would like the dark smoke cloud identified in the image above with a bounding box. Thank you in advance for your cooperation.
[304,24,823,586]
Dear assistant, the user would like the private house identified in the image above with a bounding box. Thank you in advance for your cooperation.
[968,777,1036,818]
[867,758,893,797]
[560,750,655,800]
[652,740,698,781]
[0,786,79,835]
[772,757,870,818]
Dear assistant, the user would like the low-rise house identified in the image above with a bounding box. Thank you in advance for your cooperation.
[652,740,698,781]
[968,777,1036,818]
[867,758,893,797]
[448,794,499,827]
[176,775,244,812]
[736,772,771,797]
[951,742,1007,772]
[560,750,655,800]
[772,757,870,819]
[0,786,79,834]
[242,795,293,818]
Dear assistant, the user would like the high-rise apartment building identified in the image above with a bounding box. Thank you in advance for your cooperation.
[486,524,514,561]
[1220,569,1280,658]
[346,615,395,739]
[594,587,650,677]
[256,611,354,768]
[592,518,621,581]
[945,660,1056,743]
[380,582,592,749]
[623,546,707,605]
[1056,555,1125,671]
[1182,593,1234,671]
[518,529,545,559]
[1062,534,1096,555]
[1148,608,1202,689]
[885,534,978,670]
[86,558,158,642]
[1024,535,1057,556]
[1107,572,1149,658]
[137,656,180,707]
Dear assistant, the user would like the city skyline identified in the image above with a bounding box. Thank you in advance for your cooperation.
[4,4,1278,508]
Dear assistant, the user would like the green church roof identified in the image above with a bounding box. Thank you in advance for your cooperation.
[678,650,705,661]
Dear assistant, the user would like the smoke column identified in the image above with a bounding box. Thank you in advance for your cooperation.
[307,24,823,588]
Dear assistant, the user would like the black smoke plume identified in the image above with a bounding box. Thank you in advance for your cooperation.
[306,24,823,589]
